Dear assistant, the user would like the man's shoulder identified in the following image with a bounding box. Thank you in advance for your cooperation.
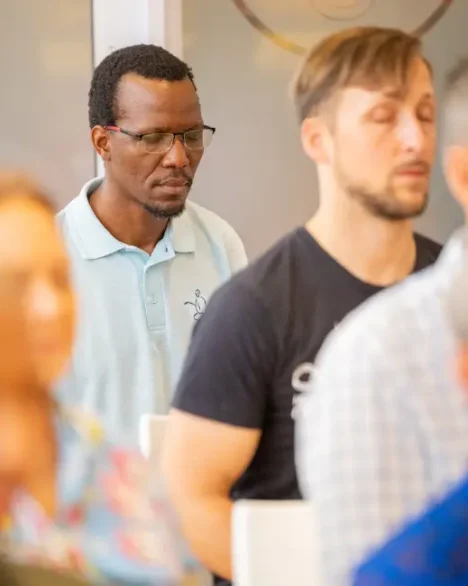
[320,264,440,364]
[183,201,247,272]
[414,232,443,267]
[212,228,305,299]
[185,200,240,240]
[56,197,76,225]
[198,228,305,332]
[55,197,82,249]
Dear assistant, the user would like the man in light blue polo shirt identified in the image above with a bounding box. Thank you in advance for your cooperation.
[56,44,247,438]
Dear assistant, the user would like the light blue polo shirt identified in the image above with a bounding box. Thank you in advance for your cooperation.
[55,178,247,438]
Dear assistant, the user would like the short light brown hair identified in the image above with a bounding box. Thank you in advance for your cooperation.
[442,57,468,147]
[292,26,428,121]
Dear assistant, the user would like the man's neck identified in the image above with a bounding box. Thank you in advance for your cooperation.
[306,204,416,287]
[89,179,169,254]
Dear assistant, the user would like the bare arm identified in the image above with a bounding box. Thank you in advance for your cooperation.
[162,410,260,579]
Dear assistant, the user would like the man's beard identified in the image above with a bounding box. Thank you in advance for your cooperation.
[347,183,428,220]
[336,163,429,221]
[142,201,186,220]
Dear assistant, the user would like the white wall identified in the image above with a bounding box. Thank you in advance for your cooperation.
[0,0,180,200]
[0,0,95,206]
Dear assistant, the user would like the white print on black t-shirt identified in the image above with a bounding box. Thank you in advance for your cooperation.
[290,322,341,419]
[291,362,315,419]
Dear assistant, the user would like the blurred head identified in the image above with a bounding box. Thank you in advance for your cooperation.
[0,173,75,514]
[292,27,436,220]
[89,44,213,219]
[442,57,468,219]
[442,58,468,391]
[0,174,75,388]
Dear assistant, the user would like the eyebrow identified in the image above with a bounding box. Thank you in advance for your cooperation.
[380,89,435,101]
[137,123,205,134]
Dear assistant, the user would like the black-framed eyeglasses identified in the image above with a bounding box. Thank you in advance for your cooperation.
[105,124,216,154]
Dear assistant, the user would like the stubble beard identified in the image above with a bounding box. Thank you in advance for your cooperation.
[336,161,429,221]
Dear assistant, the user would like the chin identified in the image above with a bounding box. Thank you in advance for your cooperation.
[394,189,429,218]
[143,201,186,220]
[364,185,428,221]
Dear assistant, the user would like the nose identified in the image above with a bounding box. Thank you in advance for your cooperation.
[28,279,63,323]
[397,113,426,153]
[161,136,190,168]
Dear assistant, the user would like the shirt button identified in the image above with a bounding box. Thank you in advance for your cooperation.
[146,295,158,304]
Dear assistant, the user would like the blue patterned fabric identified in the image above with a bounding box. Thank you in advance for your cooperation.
[354,476,468,586]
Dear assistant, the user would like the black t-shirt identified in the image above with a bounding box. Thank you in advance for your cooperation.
[172,228,441,583]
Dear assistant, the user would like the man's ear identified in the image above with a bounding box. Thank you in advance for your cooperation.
[91,126,112,162]
[300,116,331,165]
[443,145,468,210]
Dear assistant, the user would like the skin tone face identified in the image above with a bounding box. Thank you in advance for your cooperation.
[306,57,436,220]
[92,74,205,220]
[0,193,75,516]
[458,343,468,389]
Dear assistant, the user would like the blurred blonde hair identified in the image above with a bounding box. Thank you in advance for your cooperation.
[0,171,54,211]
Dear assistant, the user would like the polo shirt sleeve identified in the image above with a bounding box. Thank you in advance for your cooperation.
[172,280,277,429]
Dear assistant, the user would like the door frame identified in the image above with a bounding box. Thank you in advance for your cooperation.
[91,0,183,173]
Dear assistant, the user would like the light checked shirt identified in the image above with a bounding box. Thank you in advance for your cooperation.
[55,178,247,439]
[297,229,468,586]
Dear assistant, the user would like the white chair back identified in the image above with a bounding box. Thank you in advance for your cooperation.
[232,499,324,586]
[139,414,168,463]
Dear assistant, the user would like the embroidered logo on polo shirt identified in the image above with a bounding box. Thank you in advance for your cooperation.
[184,289,207,321]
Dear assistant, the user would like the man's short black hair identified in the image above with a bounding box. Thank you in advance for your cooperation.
[88,44,196,128]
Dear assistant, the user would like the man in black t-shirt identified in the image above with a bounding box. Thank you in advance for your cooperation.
[162,26,442,585]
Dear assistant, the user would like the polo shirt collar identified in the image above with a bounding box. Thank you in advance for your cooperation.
[69,177,195,260]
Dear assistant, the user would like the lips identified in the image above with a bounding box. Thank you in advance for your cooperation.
[161,179,189,187]
[397,168,428,176]
[395,163,430,177]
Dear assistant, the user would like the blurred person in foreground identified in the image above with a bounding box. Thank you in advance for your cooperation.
[162,26,441,584]
[297,57,468,586]
[56,44,247,437]
[0,173,199,585]
[328,262,468,586]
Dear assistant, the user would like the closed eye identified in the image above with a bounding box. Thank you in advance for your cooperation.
[369,105,396,124]
[418,104,435,123]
